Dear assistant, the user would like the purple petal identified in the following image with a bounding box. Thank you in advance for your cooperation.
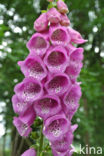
[34,95,61,120]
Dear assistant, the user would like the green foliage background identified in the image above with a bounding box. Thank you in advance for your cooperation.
[0,0,104,155]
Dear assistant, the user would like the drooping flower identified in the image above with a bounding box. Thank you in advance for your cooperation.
[70,47,84,62]
[68,27,87,44]
[49,24,70,45]
[12,94,31,115]
[14,77,43,102]
[13,117,32,137]
[18,53,47,81]
[34,13,48,32]
[21,148,36,156]
[63,84,82,111]
[44,45,69,73]
[34,95,61,120]
[43,112,70,141]
[27,33,49,56]
[13,106,36,137]
[65,62,83,83]
[45,73,72,96]
[57,0,69,14]
[51,131,73,152]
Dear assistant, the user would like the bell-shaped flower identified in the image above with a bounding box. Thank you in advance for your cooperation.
[68,27,87,44]
[27,33,49,57]
[63,84,82,111]
[18,53,47,81]
[44,46,69,73]
[57,0,69,14]
[49,24,70,45]
[43,112,70,141]
[21,148,36,156]
[60,14,70,26]
[70,47,84,62]
[34,13,48,32]
[51,131,73,152]
[45,73,72,96]
[13,117,32,137]
[65,61,83,82]
[19,106,36,126]
[14,77,43,102]
[34,95,61,120]
[12,95,32,115]
[47,8,61,24]
[13,106,36,137]
[65,44,76,56]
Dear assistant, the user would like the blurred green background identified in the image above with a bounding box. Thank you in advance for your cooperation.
[0,0,104,156]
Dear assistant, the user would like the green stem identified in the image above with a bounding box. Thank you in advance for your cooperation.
[38,124,44,156]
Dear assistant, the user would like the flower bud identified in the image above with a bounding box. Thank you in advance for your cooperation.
[60,14,70,26]
[34,13,48,32]
[57,0,69,14]
[47,8,61,24]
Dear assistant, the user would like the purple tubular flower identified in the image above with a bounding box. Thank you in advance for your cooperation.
[49,25,70,45]
[12,95,31,115]
[60,14,70,26]
[14,77,43,102]
[34,95,61,120]
[21,148,36,156]
[34,13,48,32]
[43,112,70,141]
[27,33,49,57]
[68,27,87,44]
[44,46,69,73]
[65,62,83,82]
[51,131,73,152]
[13,117,32,137]
[63,84,82,111]
[70,47,84,62]
[13,106,36,137]
[47,8,61,24]
[18,53,47,81]
[57,0,69,14]
[45,73,72,96]
[19,106,36,126]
